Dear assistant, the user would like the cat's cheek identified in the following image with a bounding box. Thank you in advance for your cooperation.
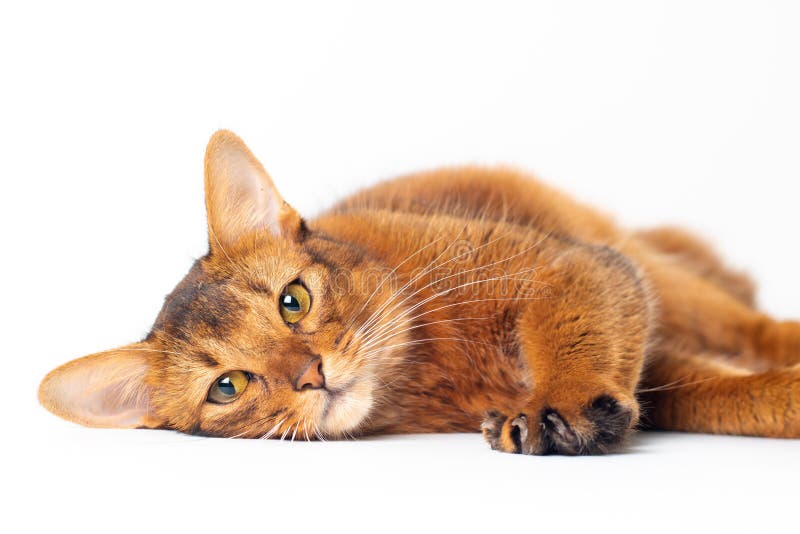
[319,379,375,437]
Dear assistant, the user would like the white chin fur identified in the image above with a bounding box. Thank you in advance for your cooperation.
[319,378,374,437]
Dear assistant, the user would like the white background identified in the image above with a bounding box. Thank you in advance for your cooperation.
[3,1,799,533]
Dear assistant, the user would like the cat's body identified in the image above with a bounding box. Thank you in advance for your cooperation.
[39,131,800,454]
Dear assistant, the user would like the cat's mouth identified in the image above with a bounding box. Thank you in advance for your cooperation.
[327,378,356,399]
[320,377,357,417]
[317,375,374,436]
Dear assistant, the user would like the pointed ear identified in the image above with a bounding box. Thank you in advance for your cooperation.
[39,342,162,429]
[204,130,303,250]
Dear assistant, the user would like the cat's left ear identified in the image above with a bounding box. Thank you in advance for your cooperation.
[204,130,304,250]
[38,342,163,429]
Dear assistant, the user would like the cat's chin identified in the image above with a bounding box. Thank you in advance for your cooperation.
[318,377,375,437]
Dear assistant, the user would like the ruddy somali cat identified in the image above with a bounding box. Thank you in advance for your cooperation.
[39,131,800,455]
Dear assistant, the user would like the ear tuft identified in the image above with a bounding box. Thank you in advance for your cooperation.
[38,343,161,429]
[204,130,302,250]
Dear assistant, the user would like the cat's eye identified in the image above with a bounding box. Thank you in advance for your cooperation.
[279,283,311,324]
[207,371,250,404]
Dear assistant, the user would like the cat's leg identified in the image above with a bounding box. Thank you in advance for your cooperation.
[639,349,800,437]
[634,226,756,307]
[645,256,800,369]
[482,246,653,455]
[748,318,800,368]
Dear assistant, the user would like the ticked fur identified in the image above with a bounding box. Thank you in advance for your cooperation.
[39,131,800,454]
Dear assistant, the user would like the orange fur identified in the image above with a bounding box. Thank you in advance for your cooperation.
[39,130,800,454]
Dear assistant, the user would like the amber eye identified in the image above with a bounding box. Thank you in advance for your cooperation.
[207,371,250,404]
[279,283,311,323]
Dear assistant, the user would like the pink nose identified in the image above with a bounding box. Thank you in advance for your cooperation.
[294,357,325,391]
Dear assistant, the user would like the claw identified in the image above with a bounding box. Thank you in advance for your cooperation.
[481,412,508,451]
[510,415,529,454]
[542,409,580,454]
[481,395,634,456]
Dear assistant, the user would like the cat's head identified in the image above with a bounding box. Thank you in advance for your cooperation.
[39,131,411,438]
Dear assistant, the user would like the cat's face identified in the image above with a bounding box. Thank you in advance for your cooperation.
[39,131,410,438]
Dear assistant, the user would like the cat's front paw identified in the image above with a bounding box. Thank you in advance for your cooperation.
[481,394,636,455]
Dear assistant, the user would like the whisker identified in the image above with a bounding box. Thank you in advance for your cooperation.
[363,275,543,348]
[361,266,541,347]
[637,376,718,393]
[354,293,550,365]
[354,224,471,339]
[357,316,493,352]
[280,420,297,441]
[346,233,449,341]
[357,232,550,346]
[396,295,548,328]
[357,336,495,360]
[261,417,287,439]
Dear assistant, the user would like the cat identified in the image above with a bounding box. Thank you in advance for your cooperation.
[39,130,800,454]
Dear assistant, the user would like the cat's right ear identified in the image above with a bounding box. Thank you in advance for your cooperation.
[203,130,303,252]
[38,342,163,429]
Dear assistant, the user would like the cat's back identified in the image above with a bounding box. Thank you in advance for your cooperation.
[330,166,622,244]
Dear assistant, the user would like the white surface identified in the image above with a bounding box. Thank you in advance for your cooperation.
[3,1,799,533]
[19,418,800,533]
